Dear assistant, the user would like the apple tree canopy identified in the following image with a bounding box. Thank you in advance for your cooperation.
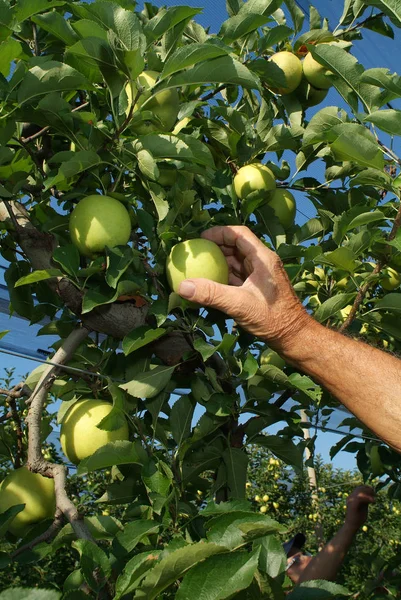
[1,0,401,597]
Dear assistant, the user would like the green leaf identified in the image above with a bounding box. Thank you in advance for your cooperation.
[0,330,9,340]
[17,62,92,106]
[283,0,305,33]
[206,512,283,550]
[314,293,357,323]
[259,25,293,51]
[123,326,167,356]
[161,43,230,79]
[32,11,78,45]
[82,279,143,314]
[15,0,65,22]
[255,534,287,579]
[5,262,34,320]
[115,552,161,599]
[53,245,80,278]
[0,505,25,538]
[251,435,303,469]
[360,67,401,96]
[222,447,248,499]
[144,6,202,41]
[310,44,381,112]
[238,0,283,16]
[176,549,260,600]
[0,590,61,600]
[364,109,401,135]
[131,134,214,168]
[137,149,159,181]
[120,365,175,399]
[44,150,101,190]
[0,39,23,77]
[220,13,271,42]
[72,540,111,593]
[324,247,358,272]
[170,395,195,447]
[14,268,63,287]
[375,293,401,313]
[161,56,260,91]
[105,246,135,289]
[77,440,146,475]
[113,521,160,556]
[287,579,350,599]
[134,543,227,600]
[362,0,401,27]
[329,124,384,170]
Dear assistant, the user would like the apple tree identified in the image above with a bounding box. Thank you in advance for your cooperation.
[1,0,401,598]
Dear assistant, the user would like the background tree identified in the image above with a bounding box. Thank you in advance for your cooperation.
[1,0,401,598]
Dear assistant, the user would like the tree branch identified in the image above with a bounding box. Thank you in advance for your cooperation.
[26,326,95,542]
[11,509,64,559]
[20,102,90,144]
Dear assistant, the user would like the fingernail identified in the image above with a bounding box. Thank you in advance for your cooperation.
[179,281,196,298]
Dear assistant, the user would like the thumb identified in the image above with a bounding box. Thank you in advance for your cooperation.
[179,278,243,315]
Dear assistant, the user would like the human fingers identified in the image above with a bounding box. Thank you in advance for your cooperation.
[178,277,251,316]
[201,226,267,260]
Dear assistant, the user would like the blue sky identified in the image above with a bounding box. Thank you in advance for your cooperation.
[2,0,400,473]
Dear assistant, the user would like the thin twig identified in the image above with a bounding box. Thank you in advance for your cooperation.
[202,84,226,102]
[274,389,293,408]
[32,23,39,57]
[343,11,385,34]
[11,510,64,559]
[339,197,401,332]
[7,396,24,469]
[20,102,90,144]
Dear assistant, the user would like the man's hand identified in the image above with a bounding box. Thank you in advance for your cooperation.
[178,226,311,352]
[345,485,375,531]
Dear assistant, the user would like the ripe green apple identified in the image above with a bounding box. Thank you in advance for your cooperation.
[69,195,131,258]
[234,164,276,200]
[60,399,129,464]
[126,71,179,135]
[303,50,332,90]
[0,467,56,537]
[166,238,229,294]
[382,266,401,291]
[296,78,328,107]
[268,188,296,230]
[268,51,303,95]
[260,349,285,369]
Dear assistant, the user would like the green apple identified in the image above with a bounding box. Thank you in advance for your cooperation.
[166,238,229,294]
[0,467,56,537]
[296,78,328,107]
[268,51,303,95]
[260,349,285,369]
[370,446,385,476]
[303,50,332,90]
[234,164,276,200]
[126,71,179,135]
[382,266,401,291]
[268,188,296,229]
[60,399,129,464]
[69,195,131,258]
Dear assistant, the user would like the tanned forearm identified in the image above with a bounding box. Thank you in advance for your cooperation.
[298,524,358,583]
[280,319,401,452]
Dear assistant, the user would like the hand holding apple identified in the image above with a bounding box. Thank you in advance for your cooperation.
[178,225,311,352]
[345,485,375,531]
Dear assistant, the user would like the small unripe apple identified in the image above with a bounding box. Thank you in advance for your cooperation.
[166,238,229,294]
[254,495,261,502]
[268,51,303,95]
[260,349,285,369]
[263,494,269,502]
[69,195,131,257]
[126,71,179,134]
[362,525,368,532]
[260,505,268,513]
[268,188,296,230]
[272,501,279,509]
[246,482,252,489]
[60,399,129,464]
[0,467,56,537]
[234,164,276,200]
[381,266,401,291]
[303,50,332,90]
[370,446,385,476]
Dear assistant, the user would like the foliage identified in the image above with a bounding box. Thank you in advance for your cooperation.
[1,0,401,598]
